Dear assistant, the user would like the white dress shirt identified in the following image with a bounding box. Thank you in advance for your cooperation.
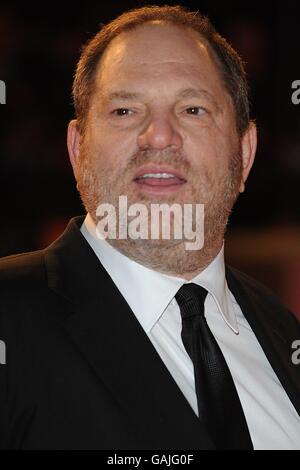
[81,213,300,450]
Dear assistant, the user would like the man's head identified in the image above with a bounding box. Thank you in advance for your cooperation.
[67,5,257,278]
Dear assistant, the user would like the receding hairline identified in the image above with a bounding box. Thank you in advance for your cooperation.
[73,5,250,137]
[91,20,233,107]
[97,20,221,68]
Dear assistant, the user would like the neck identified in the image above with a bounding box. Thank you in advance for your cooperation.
[106,237,224,280]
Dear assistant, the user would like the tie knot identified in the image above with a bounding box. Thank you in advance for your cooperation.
[175,283,208,319]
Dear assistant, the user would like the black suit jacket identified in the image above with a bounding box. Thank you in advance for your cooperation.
[0,216,299,450]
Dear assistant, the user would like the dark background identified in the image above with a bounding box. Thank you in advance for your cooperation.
[0,1,300,316]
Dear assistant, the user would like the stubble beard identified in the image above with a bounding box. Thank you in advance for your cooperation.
[76,146,242,277]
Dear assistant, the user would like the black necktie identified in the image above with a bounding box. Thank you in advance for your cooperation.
[175,283,253,450]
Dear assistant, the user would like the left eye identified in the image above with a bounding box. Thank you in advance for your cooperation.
[186,107,206,115]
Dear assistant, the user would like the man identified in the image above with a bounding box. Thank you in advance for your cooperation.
[0,5,299,450]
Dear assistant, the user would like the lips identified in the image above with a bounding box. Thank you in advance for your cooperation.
[134,166,187,188]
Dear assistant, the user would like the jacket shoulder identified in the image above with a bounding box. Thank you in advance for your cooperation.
[0,250,48,309]
[226,265,300,330]
[0,250,45,283]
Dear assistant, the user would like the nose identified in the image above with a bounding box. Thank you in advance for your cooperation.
[137,114,183,151]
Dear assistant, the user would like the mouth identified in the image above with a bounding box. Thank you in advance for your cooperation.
[133,166,187,193]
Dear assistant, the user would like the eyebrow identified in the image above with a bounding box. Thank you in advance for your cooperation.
[176,87,221,110]
[177,87,214,100]
[105,91,143,101]
[104,87,220,110]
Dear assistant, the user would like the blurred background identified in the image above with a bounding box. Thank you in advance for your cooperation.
[0,0,299,318]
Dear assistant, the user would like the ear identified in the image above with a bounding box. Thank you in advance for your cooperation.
[67,119,81,175]
[239,121,257,193]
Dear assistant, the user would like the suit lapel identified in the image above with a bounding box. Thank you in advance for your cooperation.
[226,266,300,416]
[44,217,214,449]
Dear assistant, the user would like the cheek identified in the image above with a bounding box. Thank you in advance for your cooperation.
[186,124,238,173]
[89,127,136,170]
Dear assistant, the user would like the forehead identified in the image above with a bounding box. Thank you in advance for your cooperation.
[95,22,225,96]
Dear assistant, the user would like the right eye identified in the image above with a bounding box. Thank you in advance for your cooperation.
[112,108,134,117]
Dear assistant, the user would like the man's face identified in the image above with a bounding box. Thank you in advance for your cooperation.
[69,22,255,277]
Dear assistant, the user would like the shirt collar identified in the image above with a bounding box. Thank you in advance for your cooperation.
[80,213,239,335]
